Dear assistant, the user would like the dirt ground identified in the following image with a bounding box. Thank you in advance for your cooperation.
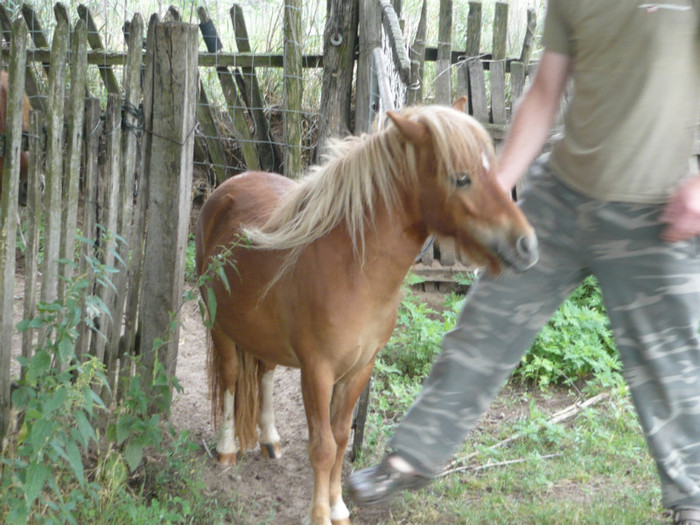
[168,290,444,525]
[9,270,576,525]
[168,289,580,525]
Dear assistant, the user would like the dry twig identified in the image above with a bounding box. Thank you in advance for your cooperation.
[440,392,611,477]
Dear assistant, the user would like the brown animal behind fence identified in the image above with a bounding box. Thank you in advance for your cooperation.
[0,70,30,206]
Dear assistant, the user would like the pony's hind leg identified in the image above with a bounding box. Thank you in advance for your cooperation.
[211,329,240,465]
[258,362,282,459]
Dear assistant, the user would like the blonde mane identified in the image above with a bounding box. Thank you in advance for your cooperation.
[243,104,493,284]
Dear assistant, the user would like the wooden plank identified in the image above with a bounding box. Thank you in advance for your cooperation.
[490,2,508,126]
[91,94,121,368]
[460,1,482,112]
[77,4,121,95]
[492,2,508,62]
[3,4,47,113]
[356,0,381,133]
[435,0,453,105]
[38,9,69,347]
[2,47,325,70]
[196,81,228,184]
[76,98,102,362]
[437,236,456,267]
[468,59,488,123]
[466,2,482,57]
[120,14,159,399]
[139,21,198,390]
[510,61,525,104]
[195,9,259,172]
[21,4,51,78]
[490,60,507,125]
[58,18,87,300]
[406,0,427,105]
[284,0,303,178]
[21,111,43,377]
[0,19,27,440]
[519,8,537,66]
[231,4,281,172]
[316,0,359,157]
[419,235,435,266]
[104,13,145,404]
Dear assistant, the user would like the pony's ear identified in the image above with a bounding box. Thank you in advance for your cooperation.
[387,111,428,145]
[452,95,467,112]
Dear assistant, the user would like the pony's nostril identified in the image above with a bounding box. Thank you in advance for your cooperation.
[517,234,538,259]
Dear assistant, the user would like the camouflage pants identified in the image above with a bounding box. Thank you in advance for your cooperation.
[389,158,700,509]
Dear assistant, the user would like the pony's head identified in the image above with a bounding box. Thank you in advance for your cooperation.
[387,98,538,274]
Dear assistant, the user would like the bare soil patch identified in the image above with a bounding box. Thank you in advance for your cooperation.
[9,269,579,524]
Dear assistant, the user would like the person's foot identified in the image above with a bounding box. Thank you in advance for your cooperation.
[347,454,431,506]
[675,508,700,525]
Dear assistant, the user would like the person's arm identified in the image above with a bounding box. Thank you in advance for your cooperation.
[495,50,572,191]
[661,172,700,242]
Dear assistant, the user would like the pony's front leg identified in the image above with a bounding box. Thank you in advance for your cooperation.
[301,364,337,525]
[328,359,376,525]
[258,364,282,459]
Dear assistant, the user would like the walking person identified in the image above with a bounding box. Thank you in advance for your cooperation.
[348,2,700,523]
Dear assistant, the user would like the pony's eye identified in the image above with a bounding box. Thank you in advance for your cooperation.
[452,172,472,188]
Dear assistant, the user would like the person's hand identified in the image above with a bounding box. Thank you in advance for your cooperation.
[661,176,700,242]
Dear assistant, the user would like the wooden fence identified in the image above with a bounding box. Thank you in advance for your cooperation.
[0,0,539,439]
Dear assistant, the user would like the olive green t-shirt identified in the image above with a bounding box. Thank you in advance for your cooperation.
[542,0,700,203]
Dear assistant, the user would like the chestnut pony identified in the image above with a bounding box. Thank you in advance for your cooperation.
[195,98,538,525]
[0,70,30,206]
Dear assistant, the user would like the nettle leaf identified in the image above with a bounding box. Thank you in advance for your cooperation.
[124,441,145,472]
[72,410,96,449]
[27,352,52,382]
[64,440,85,486]
[24,462,50,506]
[29,418,55,453]
[206,287,218,324]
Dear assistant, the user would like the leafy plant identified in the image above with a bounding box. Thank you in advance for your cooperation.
[514,276,621,389]
[0,234,204,524]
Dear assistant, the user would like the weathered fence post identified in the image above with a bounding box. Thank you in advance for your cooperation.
[58,16,87,300]
[76,97,102,362]
[138,21,198,401]
[406,0,427,106]
[113,13,145,403]
[490,2,508,126]
[21,111,44,377]
[283,0,303,178]
[120,14,159,388]
[0,18,27,441]
[435,0,453,104]
[316,0,359,156]
[356,0,381,133]
[91,94,122,370]
[38,6,68,343]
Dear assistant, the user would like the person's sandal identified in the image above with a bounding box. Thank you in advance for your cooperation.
[347,454,430,507]
[675,508,700,525]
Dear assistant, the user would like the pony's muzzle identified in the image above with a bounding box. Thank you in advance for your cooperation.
[513,233,539,271]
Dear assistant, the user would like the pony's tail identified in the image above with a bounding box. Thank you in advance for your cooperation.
[207,330,260,453]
